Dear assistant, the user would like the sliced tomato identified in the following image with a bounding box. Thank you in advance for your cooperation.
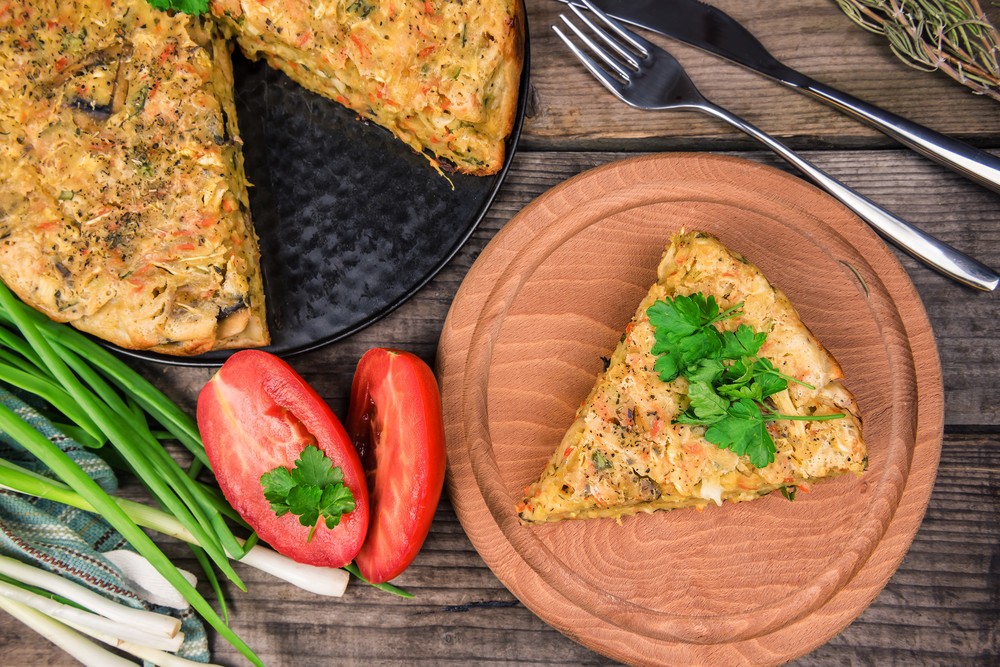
[197,350,369,568]
[347,348,446,583]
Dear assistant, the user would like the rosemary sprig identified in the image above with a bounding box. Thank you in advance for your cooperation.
[833,0,1000,101]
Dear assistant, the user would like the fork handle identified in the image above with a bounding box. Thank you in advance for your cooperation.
[698,102,1000,291]
[791,74,1000,196]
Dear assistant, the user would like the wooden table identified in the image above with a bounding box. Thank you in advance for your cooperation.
[4,1,998,665]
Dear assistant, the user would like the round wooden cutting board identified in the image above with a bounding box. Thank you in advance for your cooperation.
[436,153,943,666]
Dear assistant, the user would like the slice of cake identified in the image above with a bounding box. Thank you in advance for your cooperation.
[210,0,524,175]
[517,231,866,524]
[0,0,268,355]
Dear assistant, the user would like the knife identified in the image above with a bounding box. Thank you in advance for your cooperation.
[567,0,1000,195]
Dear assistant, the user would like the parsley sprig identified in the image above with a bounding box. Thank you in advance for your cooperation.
[647,293,844,468]
[260,445,356,542]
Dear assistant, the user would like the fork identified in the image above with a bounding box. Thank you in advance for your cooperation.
[554,0,1000,292]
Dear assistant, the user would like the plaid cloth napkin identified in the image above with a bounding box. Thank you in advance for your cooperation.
[0,385,210,663]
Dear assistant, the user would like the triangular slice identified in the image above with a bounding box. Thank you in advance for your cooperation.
[210,0,523,175]
[517,231,866,524]
[0,0,267,355]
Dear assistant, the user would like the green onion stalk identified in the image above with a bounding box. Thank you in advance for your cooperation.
[0,458,356,596]
[0,282,263,666]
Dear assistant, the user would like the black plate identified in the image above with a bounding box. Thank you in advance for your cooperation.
[119,27,528,367]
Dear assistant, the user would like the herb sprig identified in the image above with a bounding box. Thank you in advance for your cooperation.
[261,445,356,542]
[647,293,844,468]
[834,0,1000,102]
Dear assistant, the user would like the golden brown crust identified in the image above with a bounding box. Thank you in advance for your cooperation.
[485,0,525,175]
[0,1,268,355]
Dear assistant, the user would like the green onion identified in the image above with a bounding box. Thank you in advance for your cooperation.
[190,546,229,624]
[20,308,206,462]
[0,579,184,651]
[0,348,243,589]
[343,563,414,599]
[0,579,214,667]
[0,459,354,598]
[0,283,263,666]
[0,323,49,371]
[0,573,88,612]
[0,596,136,667]
[0,360,104,444]
[0,285,243,582]
[0,556,179,640]
[0,281,410,661]
[59,615,213,667]
[0,404,262,665]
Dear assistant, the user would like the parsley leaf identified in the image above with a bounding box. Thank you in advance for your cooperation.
[646,294,742,382]
[684,380,730,422]
[720,324,766,359]
[652,352,683,385]
[287,485,323,528]
[145,0,210,15]
[720,358,756,388]
[318,485,356,529]
[750,362,789,399]
[260,466,296,516]
[677,392,777,467]
[260,445,356,542]
[686,358,725,384]
[716,358,789,403]
[647,293,715,338]
[704,398,774,469]
[290,445,344,488]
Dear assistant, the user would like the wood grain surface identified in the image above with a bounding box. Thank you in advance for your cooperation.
[523,0,1000,151]
[2,0,999,663]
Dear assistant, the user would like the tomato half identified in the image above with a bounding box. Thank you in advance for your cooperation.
[347,348,446,583]
[197,350,369,568]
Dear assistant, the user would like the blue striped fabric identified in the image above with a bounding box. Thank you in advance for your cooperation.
[0,386,210,663]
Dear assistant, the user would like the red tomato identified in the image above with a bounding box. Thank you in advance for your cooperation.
[197,350,369,568]
[347,348,446,583]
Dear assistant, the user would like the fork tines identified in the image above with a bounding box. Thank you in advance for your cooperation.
[553,0,651,87]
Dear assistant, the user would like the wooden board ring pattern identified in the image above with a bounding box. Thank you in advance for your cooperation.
[436,153,943,666]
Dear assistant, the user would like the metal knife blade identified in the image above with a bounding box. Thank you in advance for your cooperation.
[564,0,1000,194]
[569,0,804,83]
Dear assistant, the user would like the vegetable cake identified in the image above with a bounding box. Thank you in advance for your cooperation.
[210,0,524,175]
[517,231,867,524]
[0,0,267,355]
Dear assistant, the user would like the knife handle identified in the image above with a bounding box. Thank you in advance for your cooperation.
[795,75,1000,195]
[699,102,1000,291]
